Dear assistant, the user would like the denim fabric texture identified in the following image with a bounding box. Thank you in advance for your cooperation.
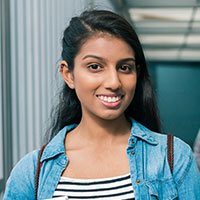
[4,118,200,199]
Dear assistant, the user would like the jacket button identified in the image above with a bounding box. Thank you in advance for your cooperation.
[136,179,141,184]
[130,151,135,155]
[60,160,66,165]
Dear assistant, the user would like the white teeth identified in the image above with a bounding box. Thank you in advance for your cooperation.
[98,95,121,103]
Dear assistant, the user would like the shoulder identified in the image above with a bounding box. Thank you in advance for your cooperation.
[152,131,193,165]
[153,132,199,185]
[4,150,39,199]
[155,132,193,163]
[154,131,192,155]
[172,136,199,186]
[131,119,193,165]
[131,120,193,164]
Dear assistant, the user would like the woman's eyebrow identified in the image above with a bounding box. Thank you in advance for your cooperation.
[82,55,135,62]
[82,55,105,62]
[119,58,136,63]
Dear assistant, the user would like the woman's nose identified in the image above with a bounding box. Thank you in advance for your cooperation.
[104,69,122,90]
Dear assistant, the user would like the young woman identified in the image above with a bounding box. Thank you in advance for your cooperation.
[4,10,200,200]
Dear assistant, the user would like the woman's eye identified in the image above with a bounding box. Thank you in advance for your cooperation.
[119,64,132,72]
[87,64,102,71]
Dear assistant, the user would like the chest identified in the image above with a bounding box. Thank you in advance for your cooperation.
[38,141,178,200]
[62,144,130,178]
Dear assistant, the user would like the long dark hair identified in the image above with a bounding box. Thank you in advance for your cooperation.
[46,9,161,141]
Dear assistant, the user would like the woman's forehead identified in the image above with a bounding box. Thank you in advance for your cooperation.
[76,34,135,61]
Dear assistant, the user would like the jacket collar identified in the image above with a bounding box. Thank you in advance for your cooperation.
[129,118,159,145]
[41,118,158,162]
[41,124,78,162]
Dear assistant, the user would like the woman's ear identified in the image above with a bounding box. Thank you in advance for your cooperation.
[59,61,75,89]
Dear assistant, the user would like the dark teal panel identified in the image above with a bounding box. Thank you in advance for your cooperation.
[149,63,200,147]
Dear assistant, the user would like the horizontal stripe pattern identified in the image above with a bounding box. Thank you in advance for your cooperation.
[52,173,135,200]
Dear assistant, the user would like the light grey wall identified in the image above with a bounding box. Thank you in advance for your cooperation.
[0,9,3,182]
[1,0,13,195]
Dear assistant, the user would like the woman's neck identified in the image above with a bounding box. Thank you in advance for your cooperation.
[75,114,131,146]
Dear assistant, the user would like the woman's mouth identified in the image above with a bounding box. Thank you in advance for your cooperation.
[96,95,124,108]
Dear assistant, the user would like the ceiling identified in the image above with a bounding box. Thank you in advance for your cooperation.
[110,0,200,62]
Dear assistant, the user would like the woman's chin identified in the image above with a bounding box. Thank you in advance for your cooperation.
[96,112,125,121]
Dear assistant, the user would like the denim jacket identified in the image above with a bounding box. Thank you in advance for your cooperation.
[4,118,200,199]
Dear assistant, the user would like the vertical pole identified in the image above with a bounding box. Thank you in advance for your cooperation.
[1,0,13,193]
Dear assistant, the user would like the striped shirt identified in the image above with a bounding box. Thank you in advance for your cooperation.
[52,173,135,200]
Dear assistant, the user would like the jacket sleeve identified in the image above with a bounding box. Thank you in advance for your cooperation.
[3,150,39,200]
[193,132,200,170]
[173,137,200,199]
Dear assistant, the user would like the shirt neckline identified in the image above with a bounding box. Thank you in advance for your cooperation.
[60,172,130,182]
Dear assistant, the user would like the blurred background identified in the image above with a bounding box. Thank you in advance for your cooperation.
[1,0,200,197]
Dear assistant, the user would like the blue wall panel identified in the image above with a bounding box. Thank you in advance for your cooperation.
[150,62,200,147]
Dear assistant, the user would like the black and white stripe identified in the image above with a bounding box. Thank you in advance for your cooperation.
[52,173,135,200]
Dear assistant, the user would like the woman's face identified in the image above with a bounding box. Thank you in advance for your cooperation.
[63,34,137,121]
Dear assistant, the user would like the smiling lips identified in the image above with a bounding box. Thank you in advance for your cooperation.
[96,94,124,108]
